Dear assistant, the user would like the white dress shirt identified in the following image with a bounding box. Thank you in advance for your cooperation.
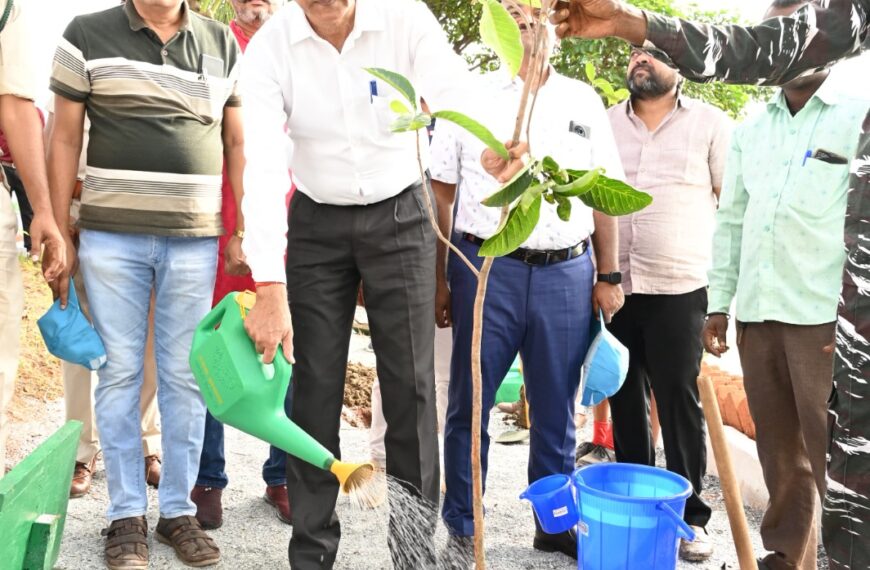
[430,69,625,251]
[240,0,484,282]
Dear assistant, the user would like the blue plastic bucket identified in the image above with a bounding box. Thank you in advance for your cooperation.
[519,474,579,534]
[573,464,695,570]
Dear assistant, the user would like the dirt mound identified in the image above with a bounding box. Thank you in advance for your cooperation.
[343,362,376,428]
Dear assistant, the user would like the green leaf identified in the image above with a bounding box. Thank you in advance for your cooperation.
[555,195,572,221]
[390,99,411,114]
[540,156,568,185]
[578,175,653,216]
[364,68,417,111]
[553,168,602,197]
[585,62,596,82]
[391,112,432,133]
[519,183,547,213]
[479,194,542,257]
[479,0,523,78]
[481,163,532,207]
[613,88,631,102]
[432,110,508,160]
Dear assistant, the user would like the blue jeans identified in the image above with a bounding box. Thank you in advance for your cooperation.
[78,230,217,522]
[197,384,292,489]
[442,237,594,536]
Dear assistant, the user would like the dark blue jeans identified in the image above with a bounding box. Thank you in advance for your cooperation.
[196,378,293,488]
[442,237,594,536]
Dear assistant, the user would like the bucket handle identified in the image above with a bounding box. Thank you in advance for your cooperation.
[656,502,696,541]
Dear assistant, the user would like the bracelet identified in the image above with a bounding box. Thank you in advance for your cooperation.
[706,312,730,320]
[233,229,245,239]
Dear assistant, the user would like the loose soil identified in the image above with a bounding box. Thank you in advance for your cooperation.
[343,361,377,428]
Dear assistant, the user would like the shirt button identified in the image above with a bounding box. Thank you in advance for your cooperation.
[161,49,168,57]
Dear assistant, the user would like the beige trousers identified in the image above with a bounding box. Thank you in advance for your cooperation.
[0,188,23,476]
[64,274,160,464]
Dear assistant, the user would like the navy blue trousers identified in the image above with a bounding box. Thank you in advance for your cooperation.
[197,383,292,488]
[442,237,594,536]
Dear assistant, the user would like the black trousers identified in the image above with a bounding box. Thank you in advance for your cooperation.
[285,185,439,569]
[607,287,712,527]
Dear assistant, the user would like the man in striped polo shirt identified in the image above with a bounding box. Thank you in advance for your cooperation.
[47,1,242,567]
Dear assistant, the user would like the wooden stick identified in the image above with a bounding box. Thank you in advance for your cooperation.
[697,375,757,570]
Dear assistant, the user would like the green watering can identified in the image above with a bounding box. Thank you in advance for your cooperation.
[190,291,373,492]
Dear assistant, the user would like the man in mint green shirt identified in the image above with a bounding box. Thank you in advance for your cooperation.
[702,3,869,568]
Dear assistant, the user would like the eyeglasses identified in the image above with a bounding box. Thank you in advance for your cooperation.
[629,47,670,61]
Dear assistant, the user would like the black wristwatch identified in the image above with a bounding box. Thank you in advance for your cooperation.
[597,272,622,285]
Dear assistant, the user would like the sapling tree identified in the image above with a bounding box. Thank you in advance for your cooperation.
[366,1,652,568]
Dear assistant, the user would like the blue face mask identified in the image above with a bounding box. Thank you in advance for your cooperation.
[580,309,629,407]
[38,277,107,371]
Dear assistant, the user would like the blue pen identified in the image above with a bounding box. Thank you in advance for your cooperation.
[369,80,378,103]
[802,149,812,166]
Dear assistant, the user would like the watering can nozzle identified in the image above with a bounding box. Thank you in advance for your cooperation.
[329,459,376,494]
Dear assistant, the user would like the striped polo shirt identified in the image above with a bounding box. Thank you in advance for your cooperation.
[50,1,241,237]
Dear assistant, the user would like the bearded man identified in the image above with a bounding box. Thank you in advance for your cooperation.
[605,46,732,562]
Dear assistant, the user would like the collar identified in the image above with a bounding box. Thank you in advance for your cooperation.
[625,92,692,117]
[494,64,558,91]
[768,76,840,112]
[125,0,191,33]
[289,0,383,46]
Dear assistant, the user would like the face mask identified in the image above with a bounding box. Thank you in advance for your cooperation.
[579,309,628,407]
[38,277,107,371]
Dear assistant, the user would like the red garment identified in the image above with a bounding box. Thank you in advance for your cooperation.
[213,22,294,307]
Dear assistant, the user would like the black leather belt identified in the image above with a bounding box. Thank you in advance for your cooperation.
[462,233,588,266]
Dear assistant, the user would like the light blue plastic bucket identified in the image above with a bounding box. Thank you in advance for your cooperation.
[573,464,695,569]
[519,474,579,534]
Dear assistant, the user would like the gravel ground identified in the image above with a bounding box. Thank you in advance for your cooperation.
[49,404,808,570]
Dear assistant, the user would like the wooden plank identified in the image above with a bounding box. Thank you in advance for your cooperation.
[0,421,82,570]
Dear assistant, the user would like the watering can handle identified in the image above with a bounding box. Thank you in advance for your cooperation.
[270,347,292,384]
[657,502,696,541]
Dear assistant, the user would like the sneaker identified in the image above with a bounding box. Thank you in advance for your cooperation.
[264,484,292,524]
[190,485,223,530]
[576,444,615,467]
[679,525,714,562]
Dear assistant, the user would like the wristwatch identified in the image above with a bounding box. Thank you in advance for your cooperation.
[597,272,622,285]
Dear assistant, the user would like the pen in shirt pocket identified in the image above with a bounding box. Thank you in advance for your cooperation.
[802,148,850,166]
[369,80,378,103]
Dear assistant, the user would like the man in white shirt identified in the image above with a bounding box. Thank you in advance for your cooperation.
[239,0,491,567]
[431,5,624,563]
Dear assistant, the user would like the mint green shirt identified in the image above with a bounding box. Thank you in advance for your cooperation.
[708,81,869,325]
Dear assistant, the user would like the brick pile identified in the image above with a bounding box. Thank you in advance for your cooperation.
[701,362,756,441]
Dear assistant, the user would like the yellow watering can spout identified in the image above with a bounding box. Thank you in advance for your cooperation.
[329,459,376,493]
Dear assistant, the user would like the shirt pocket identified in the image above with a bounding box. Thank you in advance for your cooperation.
[550,129,593,171]
[788,158,849,217]
[369,94,397,137]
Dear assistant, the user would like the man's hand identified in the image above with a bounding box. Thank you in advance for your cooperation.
[224,234,250,276]
[550,0,647,44]
[30,211,67,282]
[482,141,529,183]
[702,314,729,357]
[435,278,451,328]
[592,282,624,322]
[244,284,294,364]
[44,236,77,308]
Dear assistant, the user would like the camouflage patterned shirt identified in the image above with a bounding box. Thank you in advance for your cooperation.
[642,2,869,568]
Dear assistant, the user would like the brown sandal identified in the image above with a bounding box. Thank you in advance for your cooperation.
[102,516,148,570]
[155,515,221,567]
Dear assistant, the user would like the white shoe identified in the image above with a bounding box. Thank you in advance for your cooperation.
[679,525,714,562]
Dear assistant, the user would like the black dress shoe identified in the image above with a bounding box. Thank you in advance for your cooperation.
[533,528,578,559]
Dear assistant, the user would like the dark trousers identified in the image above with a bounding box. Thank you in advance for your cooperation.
[285,186,439,570]
[196,389,291,489]
[739,322,833,570]
[608,288,712,527]
[442,237,594,536]
[3,165,32,250]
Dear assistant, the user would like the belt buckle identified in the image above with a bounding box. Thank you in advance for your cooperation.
[544,251,553,266]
